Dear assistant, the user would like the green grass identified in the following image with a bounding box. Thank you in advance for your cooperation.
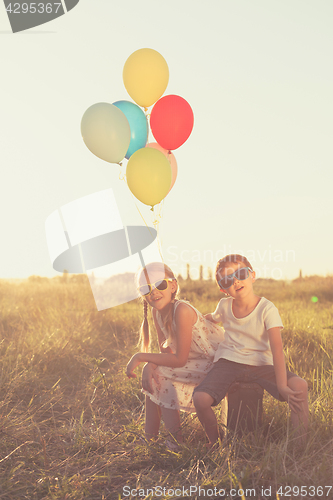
[0,276,332,499]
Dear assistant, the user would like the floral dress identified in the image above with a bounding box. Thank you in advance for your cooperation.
[142,300,225,412]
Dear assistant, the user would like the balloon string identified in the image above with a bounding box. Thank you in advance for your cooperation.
[118,163,126,181]
[118,163,154,238]
[126,189,156,240]
[152,211,161,227]
[131,201,163,261]
[118,162,163,261]
[152,200,163,226]
[144,107,151,119]
[151,205,164,261]
[152,207,164,262]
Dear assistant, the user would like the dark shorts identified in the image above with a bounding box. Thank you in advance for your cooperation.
[193,358,298,406]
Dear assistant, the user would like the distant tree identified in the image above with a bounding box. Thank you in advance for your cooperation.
[207,267,213,281]
[199,265,203,281]
[186,263,191,281]
[299,269,303,280]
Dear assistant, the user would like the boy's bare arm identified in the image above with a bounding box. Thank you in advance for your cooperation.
[268,327,304,412]
[268,327,288,388]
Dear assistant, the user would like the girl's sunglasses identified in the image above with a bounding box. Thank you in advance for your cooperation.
[217,267,253,290]
[139,278,176,296]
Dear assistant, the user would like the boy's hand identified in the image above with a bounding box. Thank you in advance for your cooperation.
[278,386,305,413]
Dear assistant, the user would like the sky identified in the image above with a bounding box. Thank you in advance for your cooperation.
[1,0,333,281]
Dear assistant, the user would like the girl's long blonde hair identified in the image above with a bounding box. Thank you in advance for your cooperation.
[137,262,178,352]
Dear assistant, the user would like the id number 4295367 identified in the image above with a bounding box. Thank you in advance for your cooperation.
[277,485,332,497]
[6,3,62,14]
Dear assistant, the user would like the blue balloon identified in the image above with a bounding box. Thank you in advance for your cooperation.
[112,100,148,159]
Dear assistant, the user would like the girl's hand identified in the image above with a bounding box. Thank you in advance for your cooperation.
[126,353,142,379]
[142,363,159,394]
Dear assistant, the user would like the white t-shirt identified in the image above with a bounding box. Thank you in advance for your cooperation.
[211,297,283,366]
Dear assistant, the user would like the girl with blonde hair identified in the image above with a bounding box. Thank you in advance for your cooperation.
[126,262,225,447]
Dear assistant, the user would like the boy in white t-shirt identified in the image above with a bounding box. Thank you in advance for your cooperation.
[193,254,308,447]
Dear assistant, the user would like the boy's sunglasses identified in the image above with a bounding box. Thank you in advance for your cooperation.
[217,267,253,290]
[139,278,176,296]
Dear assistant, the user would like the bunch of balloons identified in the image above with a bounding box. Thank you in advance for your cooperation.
[81,48,194,209]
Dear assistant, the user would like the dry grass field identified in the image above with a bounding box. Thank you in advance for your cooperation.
[0,274,332,499]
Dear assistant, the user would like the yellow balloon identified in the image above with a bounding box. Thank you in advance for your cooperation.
[123,48,169,108]
[126,148,172,207]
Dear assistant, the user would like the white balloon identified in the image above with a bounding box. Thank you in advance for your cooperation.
[81,102,131,164]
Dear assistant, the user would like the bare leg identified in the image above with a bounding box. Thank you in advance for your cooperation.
[145,395,161,440]
[288,376,309,443]
[161,407,183,444]
[193,391,219,446]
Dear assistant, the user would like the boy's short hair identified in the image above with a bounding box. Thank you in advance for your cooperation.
[215,254,253,284]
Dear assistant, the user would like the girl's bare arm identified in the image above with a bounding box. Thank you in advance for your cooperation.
[126,303,196,377]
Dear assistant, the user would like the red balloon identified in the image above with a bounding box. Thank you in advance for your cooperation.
[150,95,194,150]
